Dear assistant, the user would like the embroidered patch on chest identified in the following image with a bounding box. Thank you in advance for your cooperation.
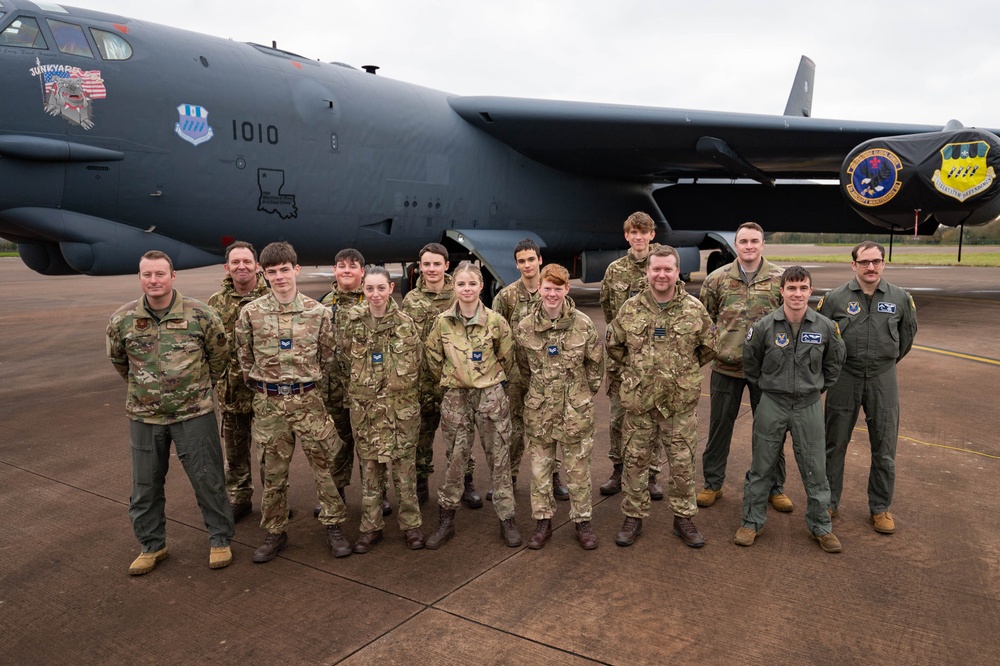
[800,332,822,344]
[165,320,188,330]
[372,352,383,363]
[847,301,861,315]
[471,351,483,362]
[775,332,789,348]
[280,339,292,350]
[877,302,897,314]
[547,345,559,356]
[653,327,666,341]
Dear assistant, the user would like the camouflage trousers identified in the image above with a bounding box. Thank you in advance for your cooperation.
[439,384,515,520]
[251,392,348,533]
[621,407,698,519]
[221,409,254,504]
[327,398,355,489]
[609,377,663,474]
[416,386,475,479]
[359,456,422,533]
[527,433,594,522]
[506,383,527,481]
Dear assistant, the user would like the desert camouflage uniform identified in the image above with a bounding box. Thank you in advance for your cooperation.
[107,290,234,551]
[600,244,664,471]
[236,292,348,533]
[516,300,604,522]
[492,279,540,479]
[607,285,718,519]
[208,273,270,504]
[321,284,365,488]
[699,258,786,494]
[402,274,474,478]
[342,299,423,533]
[425,302,519,520]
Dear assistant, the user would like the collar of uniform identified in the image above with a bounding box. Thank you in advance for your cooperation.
[329,284,364,303]
[264,291,306,313]
[355,298,399,328]
[515,279,539,302]
[627,242,660,267]
[138,289,182,319]
[417,273,454,296]
[847,276,886,295]
[222,274,269,299]
[443,300,483,325]
[531,299,573,331]
[773,306,818,323]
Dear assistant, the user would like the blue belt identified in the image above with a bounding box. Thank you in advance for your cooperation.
[255,381,316,396]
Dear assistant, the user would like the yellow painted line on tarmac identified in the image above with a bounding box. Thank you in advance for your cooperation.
[912,344,1000,366]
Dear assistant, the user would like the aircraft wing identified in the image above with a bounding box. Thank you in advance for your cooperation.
[448,96,948,183]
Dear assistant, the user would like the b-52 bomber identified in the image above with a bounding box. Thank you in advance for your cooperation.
[2,0,1000,291]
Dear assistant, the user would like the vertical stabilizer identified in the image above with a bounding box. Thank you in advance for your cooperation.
[783,56,815,117]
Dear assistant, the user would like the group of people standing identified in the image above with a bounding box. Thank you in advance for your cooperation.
[106,213,915,576]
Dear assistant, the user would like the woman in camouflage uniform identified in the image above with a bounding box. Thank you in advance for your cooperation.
[342,266,425,552]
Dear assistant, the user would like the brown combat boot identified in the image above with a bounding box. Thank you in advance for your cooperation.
[353,530,383,554]
[230,500,252,523]
[527,519,553,549]
[552,472,569,501]
[600,463,623,496]
[672,515,705,548]
[327,524,352,558]
[416,477,429,505]
[425,506,456,550]
[615,516,643,547]
[404,528,425,550]
[648,473,664,501]
[252,532,287,564]
[575,521,598,550]
[500,516,522,547]
[462,474,483,509]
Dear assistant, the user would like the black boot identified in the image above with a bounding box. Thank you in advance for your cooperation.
[552,472,569,501]
[416,477,429,506]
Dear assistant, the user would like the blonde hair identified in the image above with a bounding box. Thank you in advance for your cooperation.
[452,260,483,282]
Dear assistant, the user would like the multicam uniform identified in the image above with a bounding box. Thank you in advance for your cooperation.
[208,274,270,505]
[402,274,473,479]
[341,299,423,534]
[425,302,519,520]
[742,307,845,535]
[235,292,348,534]
[492,279,540,479]
[599,245,664,471]
[606,285,718,519]
[107,290,234,552]
[819,278,917,515]
[516,300,604,522]
[699,258,786,494]
[321,284,365,488]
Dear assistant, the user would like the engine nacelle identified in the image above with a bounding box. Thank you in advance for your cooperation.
[841,128,1000,230]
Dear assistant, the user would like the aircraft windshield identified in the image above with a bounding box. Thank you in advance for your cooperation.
[91,28,131,60]
[0,17,48,49]
[48,18,94,58]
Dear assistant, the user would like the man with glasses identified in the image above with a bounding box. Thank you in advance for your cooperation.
[819,241,917,535]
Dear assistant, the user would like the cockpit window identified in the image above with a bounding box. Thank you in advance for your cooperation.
[90,28,132,60]
[0,17,48,49]
[47,19,94,58]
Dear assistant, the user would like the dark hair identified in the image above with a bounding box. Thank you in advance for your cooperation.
[224,240,257,263]
[623,211,655,233]
[852,240,885,261]
[363,265,391,285]
[259,241,297,269]
[140,250,174,272]
[780,265,812,287]
[418,243,449,262]
[649,244,680,266]
[539,263,569,287]
[513,238,541,258]
[736,222,764,237]
[335,248,365,266]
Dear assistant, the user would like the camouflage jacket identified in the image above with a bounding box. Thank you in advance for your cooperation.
[320,284,365,404]
[425,301,520,389]
[107,290,228,424]
[744,306,845,409]
[515,300,605,441]
[207,274,270,413]
[599,243,660,324]
[818,277,917,378]
[492,279,540,330]
[402,274,456,341]
[342,299,422,460]
[607,285,718,417]
[699,258,784,378]
[235,291,336,386]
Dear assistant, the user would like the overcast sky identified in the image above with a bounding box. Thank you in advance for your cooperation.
[41,0,1000,128]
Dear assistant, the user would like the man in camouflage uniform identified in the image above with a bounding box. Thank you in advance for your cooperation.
[342,266,425,553]
[607,246,718,548]
[402,243,480,508]
[737,266,845,553]
[599,211,666,500]
[516,264,605,550]
[492,238,569,501]
[819,241,917,535]
[424,262,522,549]
[107,250,234,575]
[697,222,791,512]
[236,242,352,562]
[207,241,270,522]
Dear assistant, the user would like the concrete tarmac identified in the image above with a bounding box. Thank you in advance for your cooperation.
[1,251,998,664]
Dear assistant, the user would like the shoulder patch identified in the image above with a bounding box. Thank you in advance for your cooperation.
[817,295,825,311]
[746,326,753,341]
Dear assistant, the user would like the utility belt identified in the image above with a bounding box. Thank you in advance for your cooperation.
[254,381,316,397]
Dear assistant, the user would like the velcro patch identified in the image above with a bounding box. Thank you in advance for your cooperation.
[165,320,188,330]
[547,345,559,356]
[280,339,292,350]
[877,302,897,314]
[472,351,483,362]
[800,332,822,344]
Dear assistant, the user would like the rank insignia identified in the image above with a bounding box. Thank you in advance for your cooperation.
[135,319,149,331]
[653,327,666,341]
[847,301,861,315]
[801,332,823,344]
[472,351,483,362]
[372,352,383,363]
[280,339,292,350]
[547,345,559,356]
[877,302,897,314]
[775,332,789,347]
